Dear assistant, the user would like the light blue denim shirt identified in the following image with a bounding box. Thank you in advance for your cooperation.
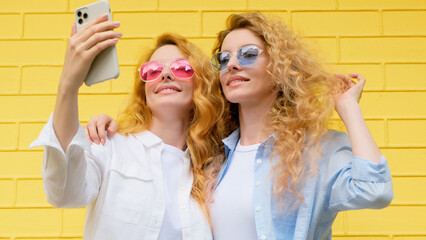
[215,129,393,240]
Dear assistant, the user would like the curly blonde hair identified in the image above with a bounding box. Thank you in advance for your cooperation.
[207,12,346,206]
[117,33,226,216]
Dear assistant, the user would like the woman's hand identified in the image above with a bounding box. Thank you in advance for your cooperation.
[333,73,366,114]
[59,13,122,93]
[84,114,118,145]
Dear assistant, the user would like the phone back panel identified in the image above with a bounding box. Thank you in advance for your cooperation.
[75,0,119,86]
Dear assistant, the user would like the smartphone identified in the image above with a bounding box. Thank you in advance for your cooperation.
[75,0,120,86]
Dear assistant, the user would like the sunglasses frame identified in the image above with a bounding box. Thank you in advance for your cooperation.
[210,45,264,72]
[138,58,194,82]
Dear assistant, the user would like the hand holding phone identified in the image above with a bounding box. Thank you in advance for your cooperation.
[72,0,120,86]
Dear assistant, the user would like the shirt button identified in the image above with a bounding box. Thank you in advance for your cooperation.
[180,204,187,210]
[260,235,267,240]
[179,185,185,191]
[183,229,189,235]
[256,159,263,165]
[255,181,260,187]
[255,206,261,212]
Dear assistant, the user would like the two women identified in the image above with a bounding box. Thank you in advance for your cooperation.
[31,13,224,239]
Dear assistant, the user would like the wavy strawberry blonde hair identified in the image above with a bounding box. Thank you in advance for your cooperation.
[207,12,346,205]
[117,33,226,215]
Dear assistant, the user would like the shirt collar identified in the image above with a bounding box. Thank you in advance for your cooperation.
[134,130,163,147]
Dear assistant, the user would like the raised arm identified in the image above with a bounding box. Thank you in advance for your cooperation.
[54,14,121,152]
[334,73,382,163]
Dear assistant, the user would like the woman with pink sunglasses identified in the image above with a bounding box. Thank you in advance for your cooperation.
[30,14,225,239]
[86,12,393,240]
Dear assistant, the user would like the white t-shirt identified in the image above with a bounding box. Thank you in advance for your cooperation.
[158,144,184,240]
[210,140,260,240]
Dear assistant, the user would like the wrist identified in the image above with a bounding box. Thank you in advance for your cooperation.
[335,98,361,121]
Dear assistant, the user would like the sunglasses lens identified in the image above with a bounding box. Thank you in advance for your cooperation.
[211,52,230,72]
[170,59,194,78]
[238,46,261,65]
[140,61,163,81]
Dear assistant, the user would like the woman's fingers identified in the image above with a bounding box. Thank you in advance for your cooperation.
[78,19,120,44]
[349,73,366,88]
[85,37,119,60]
[81,30,121,53]
[87,117,101,144]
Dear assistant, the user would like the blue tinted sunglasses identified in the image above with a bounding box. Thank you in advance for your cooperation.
[210,45,264,72]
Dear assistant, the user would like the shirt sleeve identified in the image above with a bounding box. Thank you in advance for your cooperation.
[29,114,108,208]
[323,131,394,212]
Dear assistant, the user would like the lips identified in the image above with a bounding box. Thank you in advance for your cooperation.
[154,84,182,94]
[226,75,249,86]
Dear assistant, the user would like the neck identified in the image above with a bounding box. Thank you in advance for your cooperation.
[149,112,190,150]
[238,100,275,146]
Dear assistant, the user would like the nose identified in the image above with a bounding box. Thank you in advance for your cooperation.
[226,54,241,72]
[161,64,174,81]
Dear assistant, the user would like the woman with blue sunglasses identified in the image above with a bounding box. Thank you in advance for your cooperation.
[86,12,393,240]
[30,14,225,240]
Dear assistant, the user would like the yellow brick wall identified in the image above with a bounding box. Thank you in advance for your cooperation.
[0,0,425,239]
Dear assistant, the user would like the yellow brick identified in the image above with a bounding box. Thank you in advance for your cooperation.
[0,96,55,121]
[0,209,61,234]
[0,40,65,65]
[385,64,426,90]
[19,238,82,240]
[24,14,73,38]
[388,120,426,146]
[248,0,334,10]
[383,11,426,35]
[395,237,426,240]
[346,206,426,233]
[0,152,43,176]
[21,66,61,94]
[0,14,22,38]
[365,120,386,147]
[339,0,426,9]
[332,211,345,234]
[111,66,137,93]
[19,123,46,150]
[1,0,67,11]
[292,12,380,36]
[333,237,389,240]
[0,123,18,150]
[327,64,383,90]
[116,39,154,65]
[340,38,426,62]
[0,67,20,94]
[190,38,216,56]
[78,95,128,121]
[21,66,112,94]
[63,208,86,234]
[70,0,157,11]
[16,179,49,206]
[304,37,338,63]
[380,148,426,175]
[114,13,201,37]
[360,92,426,118]
[0,179,14,205]
[202,12,290,37]
[160,0,246,10]
[202,12,245,37]
[392,177,426,203]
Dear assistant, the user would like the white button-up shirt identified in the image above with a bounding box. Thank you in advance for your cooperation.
[30,115,212,240]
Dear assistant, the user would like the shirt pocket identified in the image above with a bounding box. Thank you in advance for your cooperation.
[103,154,153,224]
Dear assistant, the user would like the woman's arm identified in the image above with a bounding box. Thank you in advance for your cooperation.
[334,73,382,163]
[54,14,121,152]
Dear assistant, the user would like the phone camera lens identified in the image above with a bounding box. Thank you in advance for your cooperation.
[77,11,82,17]
[78,18,83,24]
[83,13,88,19]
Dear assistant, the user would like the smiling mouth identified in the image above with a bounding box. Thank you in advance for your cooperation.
[156,88,181,94]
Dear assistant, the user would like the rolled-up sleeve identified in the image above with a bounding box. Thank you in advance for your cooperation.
[324,132,393,212]
[29,114,107,208]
